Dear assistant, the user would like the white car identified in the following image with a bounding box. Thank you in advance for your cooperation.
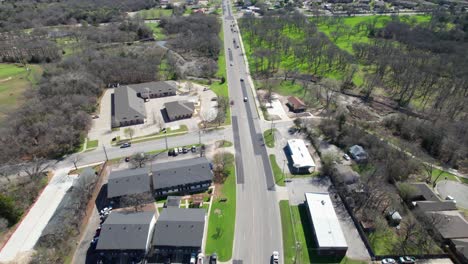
[381,258,396,264]
[445,195,456,204]
[243,97,248,102]
[272,251,279,263]
[343,154,351,161]
[197,253,204,264]
[190,253,196,264]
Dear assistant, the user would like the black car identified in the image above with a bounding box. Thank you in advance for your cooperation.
[240,78,244,82]
[120,142,131,148]
[210,253,217,264]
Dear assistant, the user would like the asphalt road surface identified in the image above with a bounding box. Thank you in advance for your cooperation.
[223,1,284,263]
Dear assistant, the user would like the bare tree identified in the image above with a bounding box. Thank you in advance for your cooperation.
[21,157,50,180]
[120,192,154,212]
[130,152,149,168]
[124,127,135,140]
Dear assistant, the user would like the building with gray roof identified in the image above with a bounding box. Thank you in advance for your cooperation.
[164,100,195,121]
[107,167,151,199]
[151,208,206,256]
[112,86,147,128]
[131,81,177,99]
[107,157,212,199]
[151,157,212,197]
[96,211,156,256]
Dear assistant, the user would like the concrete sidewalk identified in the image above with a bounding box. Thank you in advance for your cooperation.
[0,167,74,262]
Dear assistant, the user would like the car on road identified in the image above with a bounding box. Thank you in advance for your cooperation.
[343,154,351,161]
[381,258,396,264]
[120,142,131,148]
[399,256,416,264]
[240,78,244,82]
[244,97,248,102]
[209,253,217,264]
[272,251,279,263]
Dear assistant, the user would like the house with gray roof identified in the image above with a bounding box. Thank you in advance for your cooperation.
[152,157,212,197]
[106,157,212,199]
[348,145,367,162]
[107,167,152,199]
[96,211,156,260]
[130,81,177,99]
[164,100,195,121]
[151,208,206,258]
[112,86,147,128]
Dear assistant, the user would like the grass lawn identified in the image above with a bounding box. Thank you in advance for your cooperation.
[269,154,286,187]
[431,168,468,185]
[86,139,99,149]
[216,140,233,148]
[137,8,173,19]
[205,153,236,261]
[279,200,365,264]
[146,22,166,40]
[368,225,398,255]
[0,64,42,126]
[263,128,276,148]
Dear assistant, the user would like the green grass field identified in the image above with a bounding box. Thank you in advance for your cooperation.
[146,22,166,40]
[0,64,42,126]
[205,153,236,261]
[86,139,99,149]
[270,154,286,186]
[263,129,276,148]
[137,8,173,19]
[431,168,468,185]
[279,200,367,264]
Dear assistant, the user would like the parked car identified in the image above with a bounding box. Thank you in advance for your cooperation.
[240,78,244,82]
[95,227,101,236]
[168,149,174,156]
[90,237,99,249]
[178,147,183,153]
[343,154,351,161]
[92,115,99,119]
[190,253,196,264]
[209,253,217,264]
[243,97,248,102]
[399,256,416,264]
[125,157,130,162]
[288,127,297,134]
[445,195,456,204]
[381,258,396,264]
[191,146,197,153]
[197,253,204,264]
[182,147,188,153]
[272,251,279,264]
[120,142,131,148]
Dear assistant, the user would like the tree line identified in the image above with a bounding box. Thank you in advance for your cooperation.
[0,0,158,32]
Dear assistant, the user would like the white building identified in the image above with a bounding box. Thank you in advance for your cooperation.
[305,192,348,256]
[287,139,316,173]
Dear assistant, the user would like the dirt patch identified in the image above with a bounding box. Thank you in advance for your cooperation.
[0,77,12,83]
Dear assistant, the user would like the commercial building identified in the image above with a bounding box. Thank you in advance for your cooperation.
[132,81,177,99]
[287,139,316,173]
[107,157,213,199]
[96,211,156,261]
[304,192,348,256]
[151,208,206,260]
[164,100,195,121]
[112,86,147,128]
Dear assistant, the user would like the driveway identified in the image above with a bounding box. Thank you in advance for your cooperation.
[436,180,468,209]
[286,178,370,261]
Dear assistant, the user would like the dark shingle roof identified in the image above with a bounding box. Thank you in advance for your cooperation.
[152,157,212,190]
[130,81,176,95]
[409,183,440,202]
[428,212,468,239]
[164,100,195,120]
[152,208,205,247]
[413,201,457,212]
[96,211,154,250]
[166,196,182,207]
[107,168,151,198]
[113,86,146,124]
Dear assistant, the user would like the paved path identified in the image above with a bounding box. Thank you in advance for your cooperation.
[0,167,73,262]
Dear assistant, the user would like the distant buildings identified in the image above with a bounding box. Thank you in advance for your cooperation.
[107,157,213,199]
[287,139,316,173]
[111,81,177,128]
[305,192,348,256]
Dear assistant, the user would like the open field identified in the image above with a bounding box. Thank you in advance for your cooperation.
[0,64,42,126]
[205,153,236,261]
[279,200,366,264]
[146,22,166,40]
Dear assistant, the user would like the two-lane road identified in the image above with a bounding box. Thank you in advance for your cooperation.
[222,1,283,263]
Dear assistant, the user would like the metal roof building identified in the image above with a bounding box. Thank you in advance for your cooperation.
[96,211,156,252]
[112,86,147,128]
[287,139,315,173]
[107,167,151,199]
[151,157,212,190]
[305,192,348,255]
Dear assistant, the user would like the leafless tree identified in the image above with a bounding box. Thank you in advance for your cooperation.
[130,152,149,168]
[120,192,154,212]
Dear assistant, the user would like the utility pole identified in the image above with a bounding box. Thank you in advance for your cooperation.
[102,145,109,161]
[199,130,201,145]
[164,130,168,150]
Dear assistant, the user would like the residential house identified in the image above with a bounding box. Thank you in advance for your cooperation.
[286,96,307,113]
[348,145,367,162]
[107,167,151,199]
[106,157,213,200]
[151,208,206,260]
[152,157,212,197]
[96,211,156,261]
[164,100,195,121]
[112,86,147,128]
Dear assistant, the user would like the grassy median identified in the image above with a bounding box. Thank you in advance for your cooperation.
[269,154,285,187]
